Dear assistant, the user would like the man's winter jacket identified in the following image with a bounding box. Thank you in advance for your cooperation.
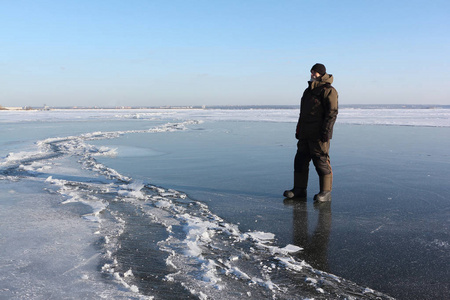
[296,73,338,141]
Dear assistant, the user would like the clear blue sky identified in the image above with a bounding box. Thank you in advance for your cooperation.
[1,0,449,107]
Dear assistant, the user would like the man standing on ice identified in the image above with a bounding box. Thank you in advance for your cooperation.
[284,63,338,202]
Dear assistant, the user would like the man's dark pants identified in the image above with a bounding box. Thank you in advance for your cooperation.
[294,139,332,189]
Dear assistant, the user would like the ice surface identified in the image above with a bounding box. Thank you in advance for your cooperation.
[1,107,448,299]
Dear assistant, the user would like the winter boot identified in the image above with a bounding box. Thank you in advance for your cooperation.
[314,174,332,202]
[283,172,307,199]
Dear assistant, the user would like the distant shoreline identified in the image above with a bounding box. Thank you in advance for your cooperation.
[1,104,449,111]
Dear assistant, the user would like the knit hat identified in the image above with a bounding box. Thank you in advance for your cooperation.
[311,63,326,76]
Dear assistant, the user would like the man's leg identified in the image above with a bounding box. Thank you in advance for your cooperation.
[284,140,310,199]
[311,140,333,202]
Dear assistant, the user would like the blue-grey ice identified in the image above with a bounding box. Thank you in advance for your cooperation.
[1,107,449,299]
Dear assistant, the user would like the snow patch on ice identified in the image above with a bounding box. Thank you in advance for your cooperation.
[45,176,109,222]
[118,180,146,200]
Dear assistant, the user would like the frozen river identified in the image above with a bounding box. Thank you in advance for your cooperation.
[1,107,449,299]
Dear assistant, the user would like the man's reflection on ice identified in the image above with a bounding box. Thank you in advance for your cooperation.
[284,200,332,272]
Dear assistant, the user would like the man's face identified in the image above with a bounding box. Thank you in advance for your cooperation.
[311,71,321,80]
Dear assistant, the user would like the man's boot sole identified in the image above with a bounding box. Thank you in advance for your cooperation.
[314,192,331,202]
[283,189,307,199]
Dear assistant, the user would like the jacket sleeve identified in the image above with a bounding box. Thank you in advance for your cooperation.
[296,89,308,138]
[321,87,338,140]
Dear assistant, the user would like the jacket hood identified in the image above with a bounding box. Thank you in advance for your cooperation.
[309,73,333,88]
[321,73,333,84]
